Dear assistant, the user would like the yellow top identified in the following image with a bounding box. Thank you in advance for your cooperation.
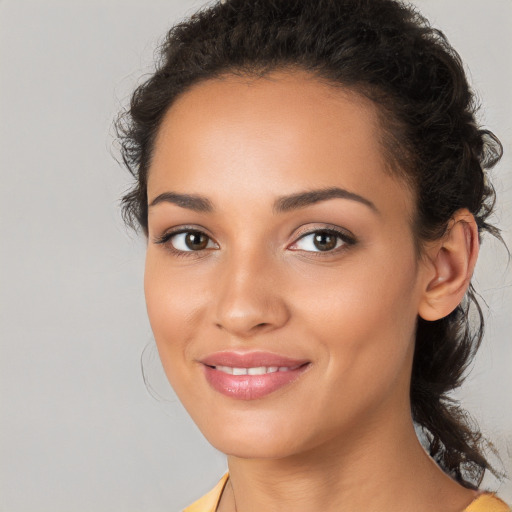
[183,473,511,512]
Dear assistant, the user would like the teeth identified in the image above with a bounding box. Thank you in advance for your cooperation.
[214,365,297,375]
[216,365,234,374]
[247,367,266,375]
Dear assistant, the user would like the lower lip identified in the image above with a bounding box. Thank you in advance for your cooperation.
[203,364,310,400]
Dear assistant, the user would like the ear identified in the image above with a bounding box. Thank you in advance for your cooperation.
[418,209,479,321]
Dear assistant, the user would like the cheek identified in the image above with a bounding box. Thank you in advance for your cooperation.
[294,248,420,397]
[143,251,210,378]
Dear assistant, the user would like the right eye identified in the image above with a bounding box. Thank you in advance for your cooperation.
[156,230,219,253]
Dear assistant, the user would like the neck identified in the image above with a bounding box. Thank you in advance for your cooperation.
[220,411,477,512]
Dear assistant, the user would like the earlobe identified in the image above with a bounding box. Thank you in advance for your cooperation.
[418,209,479,322]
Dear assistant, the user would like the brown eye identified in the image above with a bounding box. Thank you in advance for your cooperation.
[185,231,209,250]
[313,231,338,251]
[290,228,355,253]
[158,230,218,252]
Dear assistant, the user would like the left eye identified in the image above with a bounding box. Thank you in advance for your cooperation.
[290,230,349,252]
[167,231,218,252]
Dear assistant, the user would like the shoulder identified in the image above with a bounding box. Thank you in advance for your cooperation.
[179,478,511,512]
[182,473,229,512]
[464,493,511,512]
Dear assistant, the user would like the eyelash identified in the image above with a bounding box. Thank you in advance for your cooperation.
[290,226,357,255]
[153,226,217,258]
[153,226,357,257]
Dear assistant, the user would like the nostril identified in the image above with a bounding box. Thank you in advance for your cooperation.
[213,297,290,336]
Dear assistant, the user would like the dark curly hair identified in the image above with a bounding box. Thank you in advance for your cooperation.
[116,0,504,488]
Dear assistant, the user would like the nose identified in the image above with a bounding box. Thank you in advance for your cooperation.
[213,251,290,338]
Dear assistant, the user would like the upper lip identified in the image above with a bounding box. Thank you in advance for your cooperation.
[199,351,310,368]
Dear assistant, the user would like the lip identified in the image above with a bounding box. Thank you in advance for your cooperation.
[200,351,309,368]
[199,351,311,400]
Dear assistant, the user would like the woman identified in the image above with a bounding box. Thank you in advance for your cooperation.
[117,0,510,510]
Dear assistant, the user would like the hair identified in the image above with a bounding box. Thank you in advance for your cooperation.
[116,0,504,488]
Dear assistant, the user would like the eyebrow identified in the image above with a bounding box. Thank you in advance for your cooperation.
[149,192,214,212]
[148,186,378,214]
[273,187,378,214]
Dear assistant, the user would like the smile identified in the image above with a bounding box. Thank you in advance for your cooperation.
[212,365,302,375]
[199,352,311,400]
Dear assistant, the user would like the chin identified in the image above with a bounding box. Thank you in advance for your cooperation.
[209,433,297,460]
[195,409,321,460]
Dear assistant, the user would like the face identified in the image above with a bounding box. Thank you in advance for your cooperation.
[144,70,429,459]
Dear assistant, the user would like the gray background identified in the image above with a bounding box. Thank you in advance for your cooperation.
[0,0,510,510]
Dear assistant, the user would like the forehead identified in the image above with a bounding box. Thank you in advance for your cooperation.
[148,69,413,219]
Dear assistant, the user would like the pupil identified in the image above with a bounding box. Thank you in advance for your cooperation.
[314,232,336,251]
[186,232,208,250]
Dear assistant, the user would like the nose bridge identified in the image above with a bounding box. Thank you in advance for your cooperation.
[214,241,289,336]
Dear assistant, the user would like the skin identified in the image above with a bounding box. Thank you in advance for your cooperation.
[144,69,480,512]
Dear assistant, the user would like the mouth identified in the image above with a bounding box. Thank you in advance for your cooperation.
[199,352,311,400]
[210,364,304,375]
